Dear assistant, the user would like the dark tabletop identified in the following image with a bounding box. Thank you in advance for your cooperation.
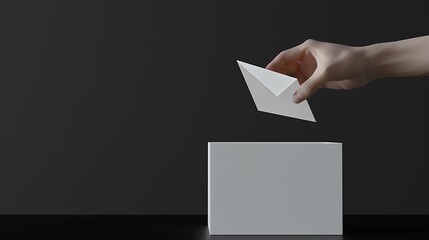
[1,215,428,240]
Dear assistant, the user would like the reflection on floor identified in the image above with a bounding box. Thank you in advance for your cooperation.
[0,215,428,239]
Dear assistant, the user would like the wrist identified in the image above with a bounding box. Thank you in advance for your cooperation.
[359,42,396,81]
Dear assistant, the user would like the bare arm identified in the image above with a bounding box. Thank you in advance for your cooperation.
[364,36,429,79]
[267,36,429,103]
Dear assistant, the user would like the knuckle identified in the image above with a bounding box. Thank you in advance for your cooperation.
[303,39,317,47]
[279,50,288,58]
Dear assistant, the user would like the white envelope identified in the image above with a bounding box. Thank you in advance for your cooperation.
[237,60,316,122]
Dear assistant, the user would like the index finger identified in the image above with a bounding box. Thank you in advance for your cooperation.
[266,44,304,75]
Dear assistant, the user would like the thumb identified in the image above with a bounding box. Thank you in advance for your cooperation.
[292,69,325,103]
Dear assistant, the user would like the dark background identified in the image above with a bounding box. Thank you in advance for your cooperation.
[0,0,428,215]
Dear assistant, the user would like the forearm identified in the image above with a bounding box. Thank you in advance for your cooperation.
[361,36,429,80]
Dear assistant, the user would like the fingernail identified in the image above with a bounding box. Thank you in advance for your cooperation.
[293,92,302,103]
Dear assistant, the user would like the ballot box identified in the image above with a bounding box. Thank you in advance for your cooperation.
[208,142,342,235]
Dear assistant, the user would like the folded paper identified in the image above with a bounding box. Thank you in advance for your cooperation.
[237,60,316,122]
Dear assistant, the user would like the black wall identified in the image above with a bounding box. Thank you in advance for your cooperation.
[1,0,429,214]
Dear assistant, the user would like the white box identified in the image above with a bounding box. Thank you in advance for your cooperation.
[208,142,342,235]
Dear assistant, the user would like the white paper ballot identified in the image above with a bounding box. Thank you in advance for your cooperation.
[237,60,316,122]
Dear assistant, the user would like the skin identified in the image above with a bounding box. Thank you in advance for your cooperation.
[266,36,429,103]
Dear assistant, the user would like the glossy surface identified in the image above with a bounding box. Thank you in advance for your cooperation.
[0,215,428,239]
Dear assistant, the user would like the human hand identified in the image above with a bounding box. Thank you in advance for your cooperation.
[266,39,371,103]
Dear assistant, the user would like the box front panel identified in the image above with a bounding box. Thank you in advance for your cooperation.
[208,142,342,235]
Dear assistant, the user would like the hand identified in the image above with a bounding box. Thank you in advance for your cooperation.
[266,39,371,103]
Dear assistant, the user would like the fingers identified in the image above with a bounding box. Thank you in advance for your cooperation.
[322,79,365,90]
[278,62,300,77]
[267,40,326,103]
[293,69,325,103]
[321,81,344,89]
[266,44,304,75]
